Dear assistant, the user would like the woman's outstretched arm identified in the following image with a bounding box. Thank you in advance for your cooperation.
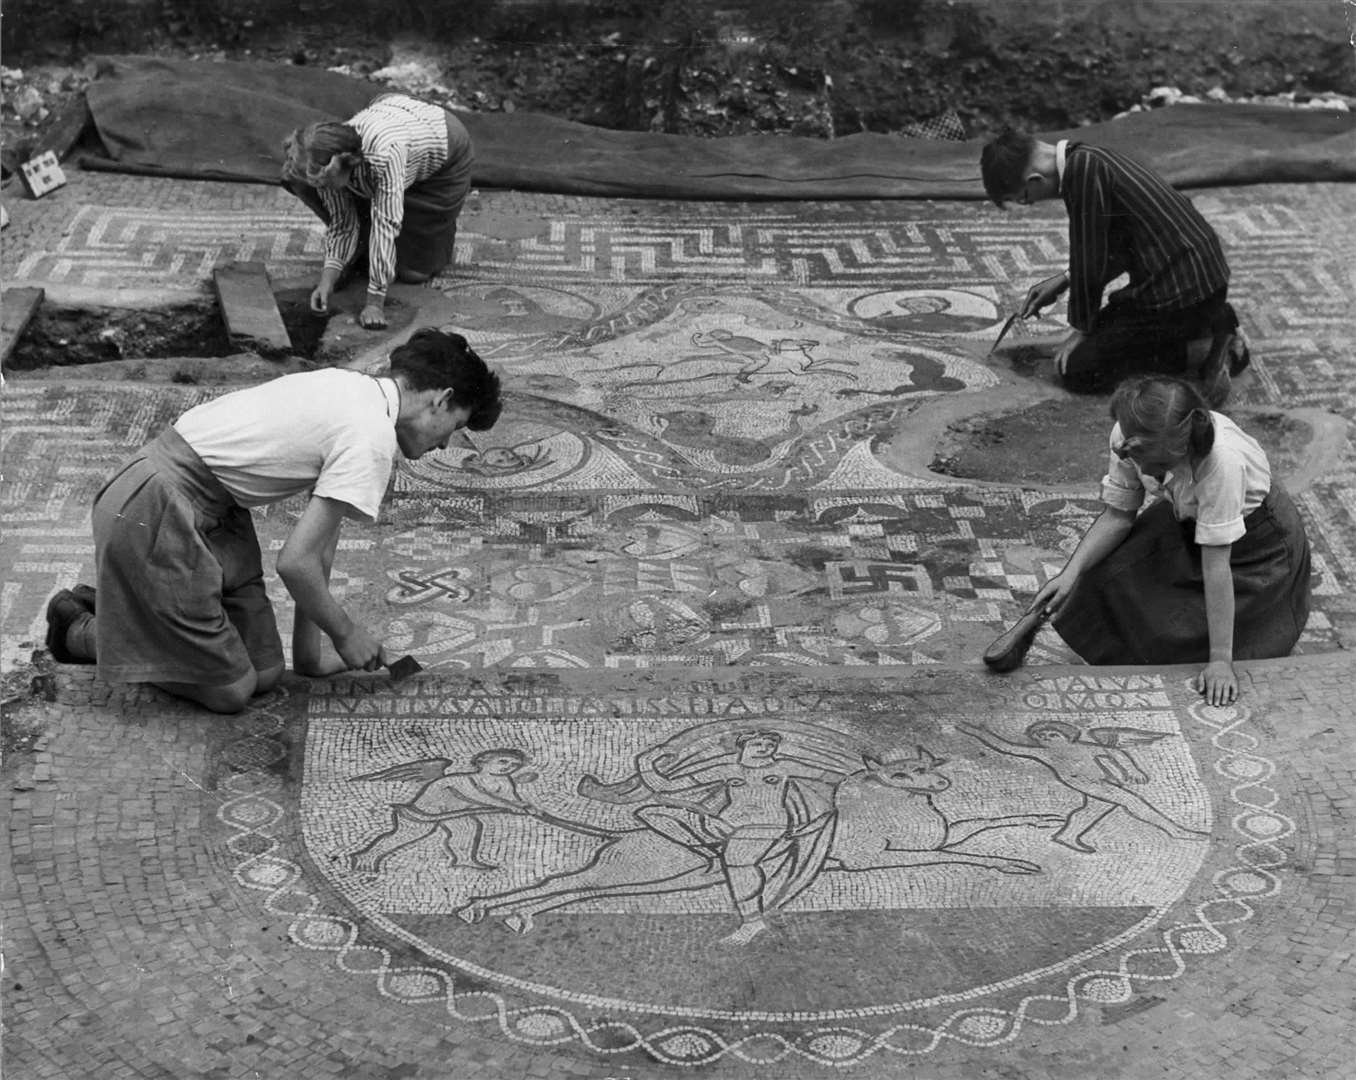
[1030,505,1136,616]
[1195,543,1238,704]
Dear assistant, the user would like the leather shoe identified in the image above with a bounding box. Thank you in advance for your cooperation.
[983,608,1047,673]
[1194,332,1232,409]
[45,589,93,664]
[71,583,96,613]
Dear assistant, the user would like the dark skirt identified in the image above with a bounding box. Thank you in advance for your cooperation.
[1053,486,1311,665]
[393,108,473,277]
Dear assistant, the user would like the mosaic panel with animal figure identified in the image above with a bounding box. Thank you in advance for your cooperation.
[213,668,1287,1067]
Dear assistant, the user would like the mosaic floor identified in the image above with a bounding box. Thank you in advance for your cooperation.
[11,657,1351,1078]
[3,174,1355,1079]
[4,182,1356,670]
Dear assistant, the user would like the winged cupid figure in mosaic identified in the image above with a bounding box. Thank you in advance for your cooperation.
[347,748,608,873]
[958,721,1211,853]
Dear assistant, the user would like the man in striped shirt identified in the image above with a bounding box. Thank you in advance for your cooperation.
[980,131,1248,396]
[284,94,475,330]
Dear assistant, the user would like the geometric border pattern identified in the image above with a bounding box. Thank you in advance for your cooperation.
[218,677,1288,1067]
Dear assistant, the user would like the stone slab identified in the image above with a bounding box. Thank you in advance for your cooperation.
[212,259,292,353]
[0,285,44,367]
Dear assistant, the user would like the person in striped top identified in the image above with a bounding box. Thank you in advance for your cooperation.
[980,131,1249,398]
[283,94,475,330]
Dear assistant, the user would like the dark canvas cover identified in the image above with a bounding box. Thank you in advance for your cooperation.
[84,55,1356,200]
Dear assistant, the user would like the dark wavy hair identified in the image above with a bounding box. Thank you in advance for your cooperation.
[389,328,503,432]
[1110,376,1215,465]
[979,129,1037,207]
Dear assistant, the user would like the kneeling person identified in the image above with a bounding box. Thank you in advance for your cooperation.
[983,376,1310,705]
[46,329,502,714]
[980,130,1248,399]
[282,93,475,330]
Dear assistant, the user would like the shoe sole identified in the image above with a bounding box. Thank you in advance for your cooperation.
[72,583,96,614]
[45,589,80,663]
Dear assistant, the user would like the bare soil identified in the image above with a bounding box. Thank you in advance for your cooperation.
[931,400,1313,488]
[7,303,234,369]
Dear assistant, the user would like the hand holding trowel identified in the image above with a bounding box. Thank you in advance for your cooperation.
[384,653,423,684]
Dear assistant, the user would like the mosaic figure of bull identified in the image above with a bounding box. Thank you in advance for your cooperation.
[456,742,1056,943]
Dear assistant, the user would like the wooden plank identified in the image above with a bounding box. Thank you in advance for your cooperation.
[1,286,45,373]
[212,261,292,354]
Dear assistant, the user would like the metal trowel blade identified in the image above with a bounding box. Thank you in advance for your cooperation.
[385,655,423,683]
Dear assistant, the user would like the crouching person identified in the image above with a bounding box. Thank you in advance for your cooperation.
[45,328,502,713]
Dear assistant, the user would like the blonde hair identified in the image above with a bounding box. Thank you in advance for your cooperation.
[281,121,363,186]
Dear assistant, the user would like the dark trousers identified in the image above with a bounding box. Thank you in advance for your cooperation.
[1062,289,1238,394]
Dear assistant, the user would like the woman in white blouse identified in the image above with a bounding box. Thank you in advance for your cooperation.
[984,376,1311,704]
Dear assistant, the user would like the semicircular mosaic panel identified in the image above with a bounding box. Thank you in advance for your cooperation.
[215,670,1288,1068]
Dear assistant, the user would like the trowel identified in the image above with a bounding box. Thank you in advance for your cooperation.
[384,654,423,684]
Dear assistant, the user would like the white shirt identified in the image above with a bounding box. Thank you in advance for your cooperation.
[174,369,398,522]
[1056,139,1070,279]
[1100,411,1271,546]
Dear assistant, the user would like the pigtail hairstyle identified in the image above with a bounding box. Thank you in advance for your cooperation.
[1185,405,1215,461]
[1110,376,1215,465]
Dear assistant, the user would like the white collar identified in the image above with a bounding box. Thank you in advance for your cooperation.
[374,376,401,421]
[1055,139,1069,193]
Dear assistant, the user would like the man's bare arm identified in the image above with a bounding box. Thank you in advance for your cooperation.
[278,495,383,673]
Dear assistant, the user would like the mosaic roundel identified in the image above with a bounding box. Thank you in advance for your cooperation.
[420,283,998,486]
[436,282,608,354]
[219,673,1288,1067]
[394,390,931,493]
[845,288,1005,337]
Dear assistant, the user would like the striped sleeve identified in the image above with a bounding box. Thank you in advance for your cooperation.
[361,144,409,301]
[320,186,362,275]
[1063,152,1113,333]
[1062,144,1229,321]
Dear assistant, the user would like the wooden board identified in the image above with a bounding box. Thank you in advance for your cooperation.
[1,286,45,373]
[212,261,292,354]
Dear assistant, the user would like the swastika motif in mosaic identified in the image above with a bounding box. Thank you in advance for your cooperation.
[3,382,1347,672]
